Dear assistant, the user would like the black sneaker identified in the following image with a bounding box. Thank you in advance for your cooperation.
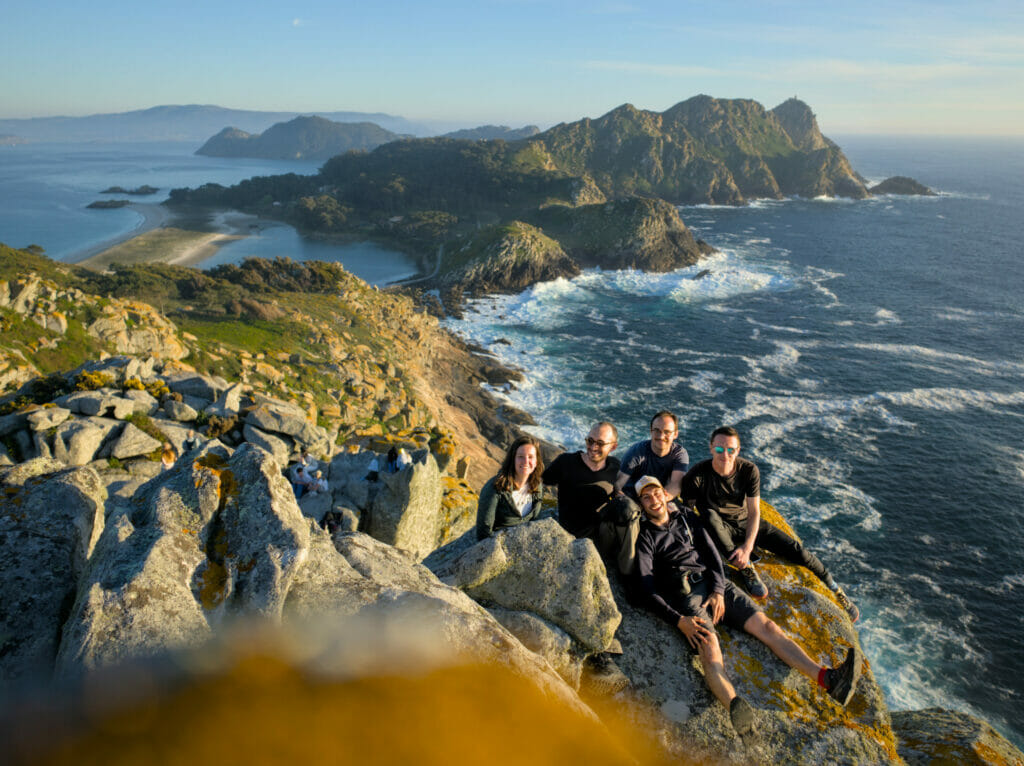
[729,696,757,739]
[824,647,862,707]
[739,564,769,599]
[834,588,860,623]
[582,652,630,695]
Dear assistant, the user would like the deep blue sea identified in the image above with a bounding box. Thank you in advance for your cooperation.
[0,141,417,284]
[1,136,1022,745]
[445,136,1024,746]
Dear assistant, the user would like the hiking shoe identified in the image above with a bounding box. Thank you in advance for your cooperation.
[824,647,863,707]
[738,564,769,599]
[729,696,757,739]
[834,588,860,623]
[582,652,630,695]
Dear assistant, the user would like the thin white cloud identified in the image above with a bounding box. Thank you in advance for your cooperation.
[781,59,981,82]
[292,18,303,27]
[582,59,725,78]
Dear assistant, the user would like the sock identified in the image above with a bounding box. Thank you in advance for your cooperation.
[817,666,828,688]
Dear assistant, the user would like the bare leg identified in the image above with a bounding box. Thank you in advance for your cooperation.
[742,612,822,680]
[697,631,738,707]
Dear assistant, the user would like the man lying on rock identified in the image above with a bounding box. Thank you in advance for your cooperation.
[679,426,859,622]
[635,474,862,738]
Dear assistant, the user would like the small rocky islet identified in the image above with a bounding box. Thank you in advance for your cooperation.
[0,239,1016,765]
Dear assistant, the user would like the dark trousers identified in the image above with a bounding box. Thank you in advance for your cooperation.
[703,508,834,588]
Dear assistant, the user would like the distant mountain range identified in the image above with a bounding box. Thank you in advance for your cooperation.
[194,117,542,161]
[0,105,433,143]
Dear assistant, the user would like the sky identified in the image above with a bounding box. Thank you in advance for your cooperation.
[3,0,1023,135]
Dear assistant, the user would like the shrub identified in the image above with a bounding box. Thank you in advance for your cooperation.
[122,377,146,391]
[205,414,238,439]
[144,380,170,400]
[75,371,114,391]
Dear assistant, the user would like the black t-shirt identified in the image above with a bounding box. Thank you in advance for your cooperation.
[679,457,760,524]
[619,439,689,498]
[542,451,621,538]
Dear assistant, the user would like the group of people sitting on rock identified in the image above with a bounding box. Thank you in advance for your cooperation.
[476,411,862,740]
[289,449,328,498]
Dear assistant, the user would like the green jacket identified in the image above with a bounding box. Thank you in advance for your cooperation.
[475,476,543,540]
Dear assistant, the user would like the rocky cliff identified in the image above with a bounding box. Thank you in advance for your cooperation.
[0,244,1018,765]
[528,96,869,204]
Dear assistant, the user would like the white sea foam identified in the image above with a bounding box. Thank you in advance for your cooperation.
[845,342,1024,376]
[873,308,901,324]
[746,318,812,334]
[688,370,725,396]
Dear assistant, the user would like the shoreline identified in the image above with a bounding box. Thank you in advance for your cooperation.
[71,204,427,285]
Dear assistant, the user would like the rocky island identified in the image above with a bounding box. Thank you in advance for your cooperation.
[196,115,405,161]
[101,185,160,196]
[0,242,1019,765]
[168,96,934,312]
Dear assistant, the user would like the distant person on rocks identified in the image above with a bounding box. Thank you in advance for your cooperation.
[182,429,201,453]
[396,448,412,470]
[476,436,545,540]
[635,474,862,738]
[364,456,380,482]
[386,446,399,473]
[160,442,176,471]
[614,411,689,502]
[300,449,318,473]
[679,426,859,621]
[308,469,329,496]
[294,465,314,498]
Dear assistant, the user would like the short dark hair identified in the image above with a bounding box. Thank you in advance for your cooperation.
[710,426,741,444]
[590,421,618,442]
[650,410,678,430]
[495,435,544,493]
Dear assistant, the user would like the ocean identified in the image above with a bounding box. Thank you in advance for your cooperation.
[445,135,1024,745]
[2,135,1022,745]
[0,141,418,283]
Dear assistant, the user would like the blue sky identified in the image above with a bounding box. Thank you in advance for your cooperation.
[4,0,1023,134]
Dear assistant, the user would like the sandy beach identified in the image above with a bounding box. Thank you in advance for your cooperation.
[74,204,264,271]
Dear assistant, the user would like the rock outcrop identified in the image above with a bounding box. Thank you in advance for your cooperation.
[434,519,621,654]
[869,176,937,196]
[892,708,1024,765]
[0,460,106,681]
[439,221,580,299]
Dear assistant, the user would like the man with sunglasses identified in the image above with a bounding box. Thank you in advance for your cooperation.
[634,474,862,738]
[614,410,689,502]
[680,427,859,622]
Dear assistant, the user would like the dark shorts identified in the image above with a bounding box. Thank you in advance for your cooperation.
[666,579,761,650]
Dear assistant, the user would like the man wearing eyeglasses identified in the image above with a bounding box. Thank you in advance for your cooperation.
[680,427,859,622]
[614,410,689,502]
[542,421,630,694]
[542,421,621,540]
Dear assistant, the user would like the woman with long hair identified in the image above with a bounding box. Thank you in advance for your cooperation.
[475,436,545,540]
